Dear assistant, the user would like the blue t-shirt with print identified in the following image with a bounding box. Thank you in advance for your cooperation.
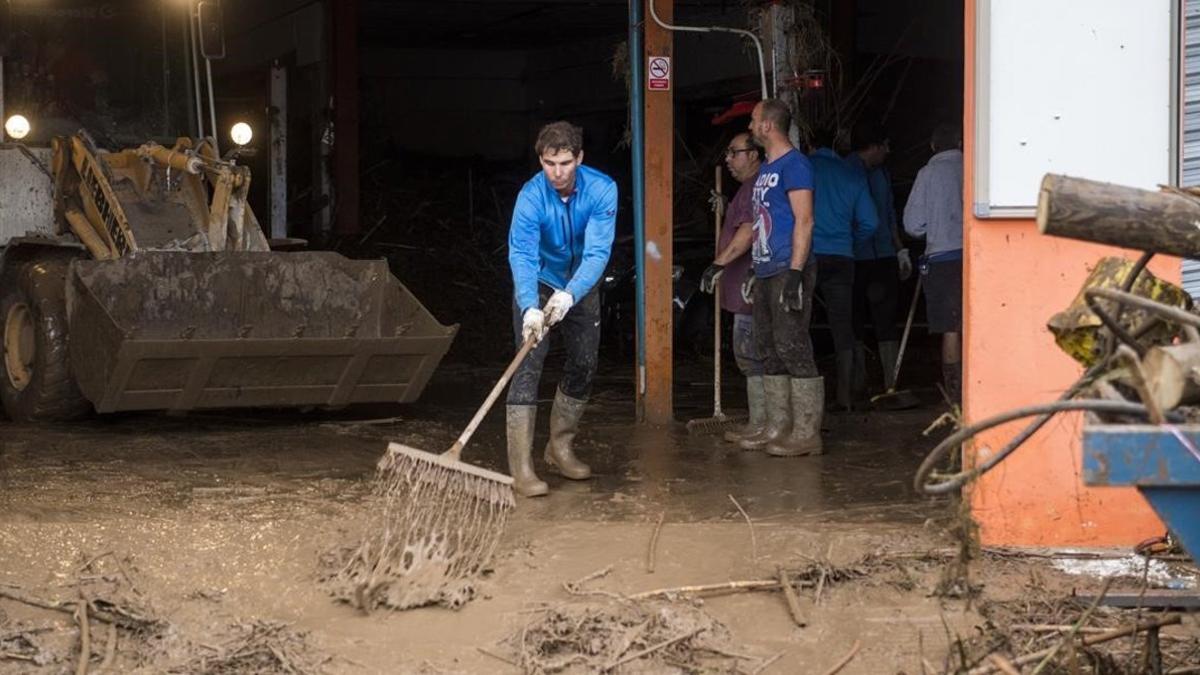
[751,148,815,278]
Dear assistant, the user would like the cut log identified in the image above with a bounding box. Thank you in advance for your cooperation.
[1037,174,1200,258]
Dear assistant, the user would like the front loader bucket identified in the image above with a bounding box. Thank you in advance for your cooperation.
[66,252,457,413]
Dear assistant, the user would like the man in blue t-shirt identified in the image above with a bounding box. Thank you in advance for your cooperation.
[726,99,824,457]
[505,121,617,497]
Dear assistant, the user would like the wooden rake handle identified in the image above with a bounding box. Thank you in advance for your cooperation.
[445,335,538,460]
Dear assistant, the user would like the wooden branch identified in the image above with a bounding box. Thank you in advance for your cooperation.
[967,615,1182,675]
[1029,577,1113,675]
[778,568,806,628]
[646,513,665,574]
[97,622,118,674]
[0,588,142,630]
[988,654,1021,675]
[822,640,862,675]
[630,578,807,600]
[750,651,785,675]
[75,599,91,675]
[604,627,702,670]
[728,495,758,562]
[1037,174,1200,257]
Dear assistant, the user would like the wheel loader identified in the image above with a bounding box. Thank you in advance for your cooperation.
[0,4,456,421]
[0,132,456,421]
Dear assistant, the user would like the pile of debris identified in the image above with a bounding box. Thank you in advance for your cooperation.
[943,582,1199,673]
[0,552,326,674]
[489,600,756,674]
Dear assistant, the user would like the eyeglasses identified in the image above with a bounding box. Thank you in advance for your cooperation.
[724,148,755,158]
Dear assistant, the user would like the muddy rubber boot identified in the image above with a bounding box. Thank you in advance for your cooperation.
[830,349,855,412]
[738,375,792,451]
[767,377,824,457]
[724,375,766,443]
[942,362,962,407]
[506,405,548,497]
[543,389,591,480]
[878,340,900,391]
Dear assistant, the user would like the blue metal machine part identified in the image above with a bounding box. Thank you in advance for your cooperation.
[1083,425,1200,561]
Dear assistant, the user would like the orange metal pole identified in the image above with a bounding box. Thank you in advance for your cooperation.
[642,0,674,424]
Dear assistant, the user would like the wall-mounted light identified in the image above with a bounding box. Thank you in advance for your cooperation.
[230,122,253,146]
[4,115,31,140]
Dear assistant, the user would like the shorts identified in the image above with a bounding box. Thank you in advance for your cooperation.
[922,258,962,334]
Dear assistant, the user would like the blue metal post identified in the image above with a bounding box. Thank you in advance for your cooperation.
[629,0,647,403]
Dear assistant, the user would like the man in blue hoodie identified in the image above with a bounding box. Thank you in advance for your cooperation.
[506,121,617,497]
[807,133,879,412]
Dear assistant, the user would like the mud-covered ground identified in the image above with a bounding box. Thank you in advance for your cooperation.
[1,363,1197,673]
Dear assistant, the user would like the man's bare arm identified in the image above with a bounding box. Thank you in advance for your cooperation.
[787,189,814,269]
[714,222,753,265]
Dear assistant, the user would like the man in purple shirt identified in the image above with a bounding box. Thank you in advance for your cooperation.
[699,132,766,443]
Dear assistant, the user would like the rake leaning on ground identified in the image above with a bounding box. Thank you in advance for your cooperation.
[689,166,748,434]
[334,333,544,611]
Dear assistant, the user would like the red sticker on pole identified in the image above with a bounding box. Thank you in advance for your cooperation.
[648,56,671,91]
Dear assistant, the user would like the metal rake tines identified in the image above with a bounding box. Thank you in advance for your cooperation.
[344,447,514,610]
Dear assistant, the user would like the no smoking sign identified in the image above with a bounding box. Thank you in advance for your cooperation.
[648,56,671,91]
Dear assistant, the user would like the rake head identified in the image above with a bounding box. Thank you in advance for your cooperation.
[323,443,515,612]
[686,413,748,435]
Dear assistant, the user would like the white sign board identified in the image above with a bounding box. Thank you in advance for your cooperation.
[974,0,1177,217]
[648,56,671,91]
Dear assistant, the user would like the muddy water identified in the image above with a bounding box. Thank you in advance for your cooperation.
[0,363,985,672]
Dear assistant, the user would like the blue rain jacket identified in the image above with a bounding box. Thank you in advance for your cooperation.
[809,148,878,258]
[508,164,618,313]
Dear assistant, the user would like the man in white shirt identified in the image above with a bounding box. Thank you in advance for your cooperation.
[903,124,963,405]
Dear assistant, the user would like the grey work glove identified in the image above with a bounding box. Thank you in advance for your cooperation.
[741,275,756,305]
[708,189,727,213]
[896,248,913,281]
[780,269,804,312]
[699,263,725,294]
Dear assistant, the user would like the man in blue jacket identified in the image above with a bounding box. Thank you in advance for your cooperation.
[506,121,617,497]
[807,134,878,412]
[845,123,912,397]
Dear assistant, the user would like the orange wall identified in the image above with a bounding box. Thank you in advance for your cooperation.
[963,0,1168,546]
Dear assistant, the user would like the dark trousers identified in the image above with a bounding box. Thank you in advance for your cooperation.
[506,285,601,406]
[752,266,819,378]
[815,255,856,353]
[852,257,901,343]
[732,313,764,377]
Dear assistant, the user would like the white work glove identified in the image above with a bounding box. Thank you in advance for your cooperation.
[896,248,913,281]
[741,275,756,305]
[708,189,727,213]
[522,308,547,344]
[544,290,574,326]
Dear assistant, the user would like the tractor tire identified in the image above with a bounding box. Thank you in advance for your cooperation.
[0,258,92,421]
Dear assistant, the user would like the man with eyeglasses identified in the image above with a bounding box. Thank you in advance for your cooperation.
[699,132,766,444]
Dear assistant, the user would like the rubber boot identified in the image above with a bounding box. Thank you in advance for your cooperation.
[543,389,591,480]
[878,340,900,391]
[738,375,791,451]
[767,377,824,457]
[724,375,766,443]
[506,405,548,497]
[831,349,855,412]
[942,362,962,407]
